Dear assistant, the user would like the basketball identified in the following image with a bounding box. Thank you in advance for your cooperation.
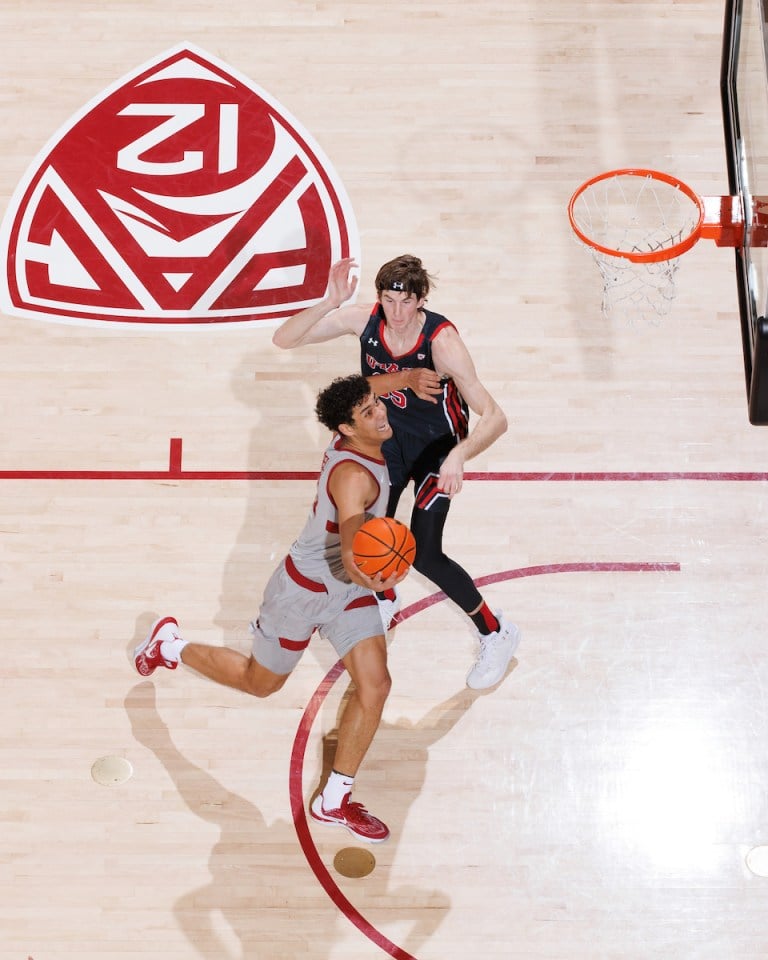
[352,517,416,579]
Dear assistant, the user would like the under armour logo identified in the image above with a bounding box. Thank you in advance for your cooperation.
[368,338,378,346]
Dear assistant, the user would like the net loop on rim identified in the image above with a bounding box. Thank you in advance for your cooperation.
[568,168,705,324]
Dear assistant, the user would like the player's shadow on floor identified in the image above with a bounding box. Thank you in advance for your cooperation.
[212,348,354,659]
[125,680,452,960]
[125,681,321,959]
[304,682,492,954]
[318,680,491,844]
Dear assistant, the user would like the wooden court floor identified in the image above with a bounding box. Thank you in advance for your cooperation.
[2,2,768,959]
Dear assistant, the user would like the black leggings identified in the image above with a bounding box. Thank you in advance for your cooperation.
[405,505,483,615]
[384,431,482,615]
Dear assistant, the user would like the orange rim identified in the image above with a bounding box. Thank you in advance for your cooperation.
[568,168,705,263]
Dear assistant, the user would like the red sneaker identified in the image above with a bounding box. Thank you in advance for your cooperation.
[134,616,181,677]
[310,792,390,843]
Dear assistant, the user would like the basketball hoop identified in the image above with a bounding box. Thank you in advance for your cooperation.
[568,168,743,324]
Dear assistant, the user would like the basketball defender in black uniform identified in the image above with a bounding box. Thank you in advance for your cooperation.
[273,254,520,689]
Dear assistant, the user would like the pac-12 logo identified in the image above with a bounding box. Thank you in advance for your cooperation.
[0,43,359,328]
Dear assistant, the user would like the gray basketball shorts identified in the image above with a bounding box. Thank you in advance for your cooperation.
[249,555,383,675]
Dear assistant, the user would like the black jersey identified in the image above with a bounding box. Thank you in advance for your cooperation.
[360,303,469,442]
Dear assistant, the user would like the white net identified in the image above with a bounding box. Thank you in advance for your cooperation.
[570,172,702,324]
[593,249,680,325]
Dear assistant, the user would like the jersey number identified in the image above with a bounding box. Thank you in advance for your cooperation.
[382,390,407,409]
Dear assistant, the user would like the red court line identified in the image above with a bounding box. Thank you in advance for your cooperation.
[0,437,766,481]
[0,469,319,480]
[0,437,764,481]
[395,560,681,621]
[465,471,768,481]
[288,560,680,960]
[288,661,420,960]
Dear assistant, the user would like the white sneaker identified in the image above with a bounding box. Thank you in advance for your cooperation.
[466,612,520,689]
[376,586,402,631]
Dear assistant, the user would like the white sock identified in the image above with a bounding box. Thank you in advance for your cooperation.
[160,636,188,663]
[322,769,355,810]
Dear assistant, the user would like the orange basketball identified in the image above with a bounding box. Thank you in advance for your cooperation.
[352,517,416,579]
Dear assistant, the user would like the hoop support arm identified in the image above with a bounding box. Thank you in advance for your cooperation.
[700,195,744,247]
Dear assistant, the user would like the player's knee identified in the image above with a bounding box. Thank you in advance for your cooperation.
[243,663,288,698]
[412,548,429,576]
[358,669,392,710]
[413,543,441,579]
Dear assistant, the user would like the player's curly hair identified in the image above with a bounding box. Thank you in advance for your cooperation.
[375,254,435,300]
[315,374,372,433]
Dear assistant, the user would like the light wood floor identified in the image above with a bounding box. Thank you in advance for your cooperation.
[3,2,768,958]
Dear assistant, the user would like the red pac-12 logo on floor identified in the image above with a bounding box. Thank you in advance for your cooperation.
[0,43,359,328]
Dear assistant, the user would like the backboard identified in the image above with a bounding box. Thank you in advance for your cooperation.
[722,0,768,424]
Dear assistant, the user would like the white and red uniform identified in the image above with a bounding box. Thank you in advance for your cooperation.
[250,436,390,674]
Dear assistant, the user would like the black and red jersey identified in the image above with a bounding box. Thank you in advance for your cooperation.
[360,303,469,442]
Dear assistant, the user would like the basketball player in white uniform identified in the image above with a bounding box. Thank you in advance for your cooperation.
[133,374,406,842]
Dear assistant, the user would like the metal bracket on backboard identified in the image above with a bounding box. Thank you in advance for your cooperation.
[700,195,745,247]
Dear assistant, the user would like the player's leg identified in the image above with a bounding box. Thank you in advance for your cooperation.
[133,560,312,696]
[133,615,292,695]
[409,503,482,607]
[409,435,487,608]
[333,633,391,776]
[381,431,408,518]
[409,438,521,688]
[181,642,289,697]
[310,597,391,842]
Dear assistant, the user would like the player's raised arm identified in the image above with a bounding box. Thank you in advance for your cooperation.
[272,257,368,348]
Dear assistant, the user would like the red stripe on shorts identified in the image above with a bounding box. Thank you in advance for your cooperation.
[279,636,312,651]
[344,594,378,611]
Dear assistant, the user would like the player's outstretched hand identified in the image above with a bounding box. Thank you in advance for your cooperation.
[327,257,359,308]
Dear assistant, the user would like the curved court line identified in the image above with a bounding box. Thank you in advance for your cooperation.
[0,438,767,481]
[288,560,680,960]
